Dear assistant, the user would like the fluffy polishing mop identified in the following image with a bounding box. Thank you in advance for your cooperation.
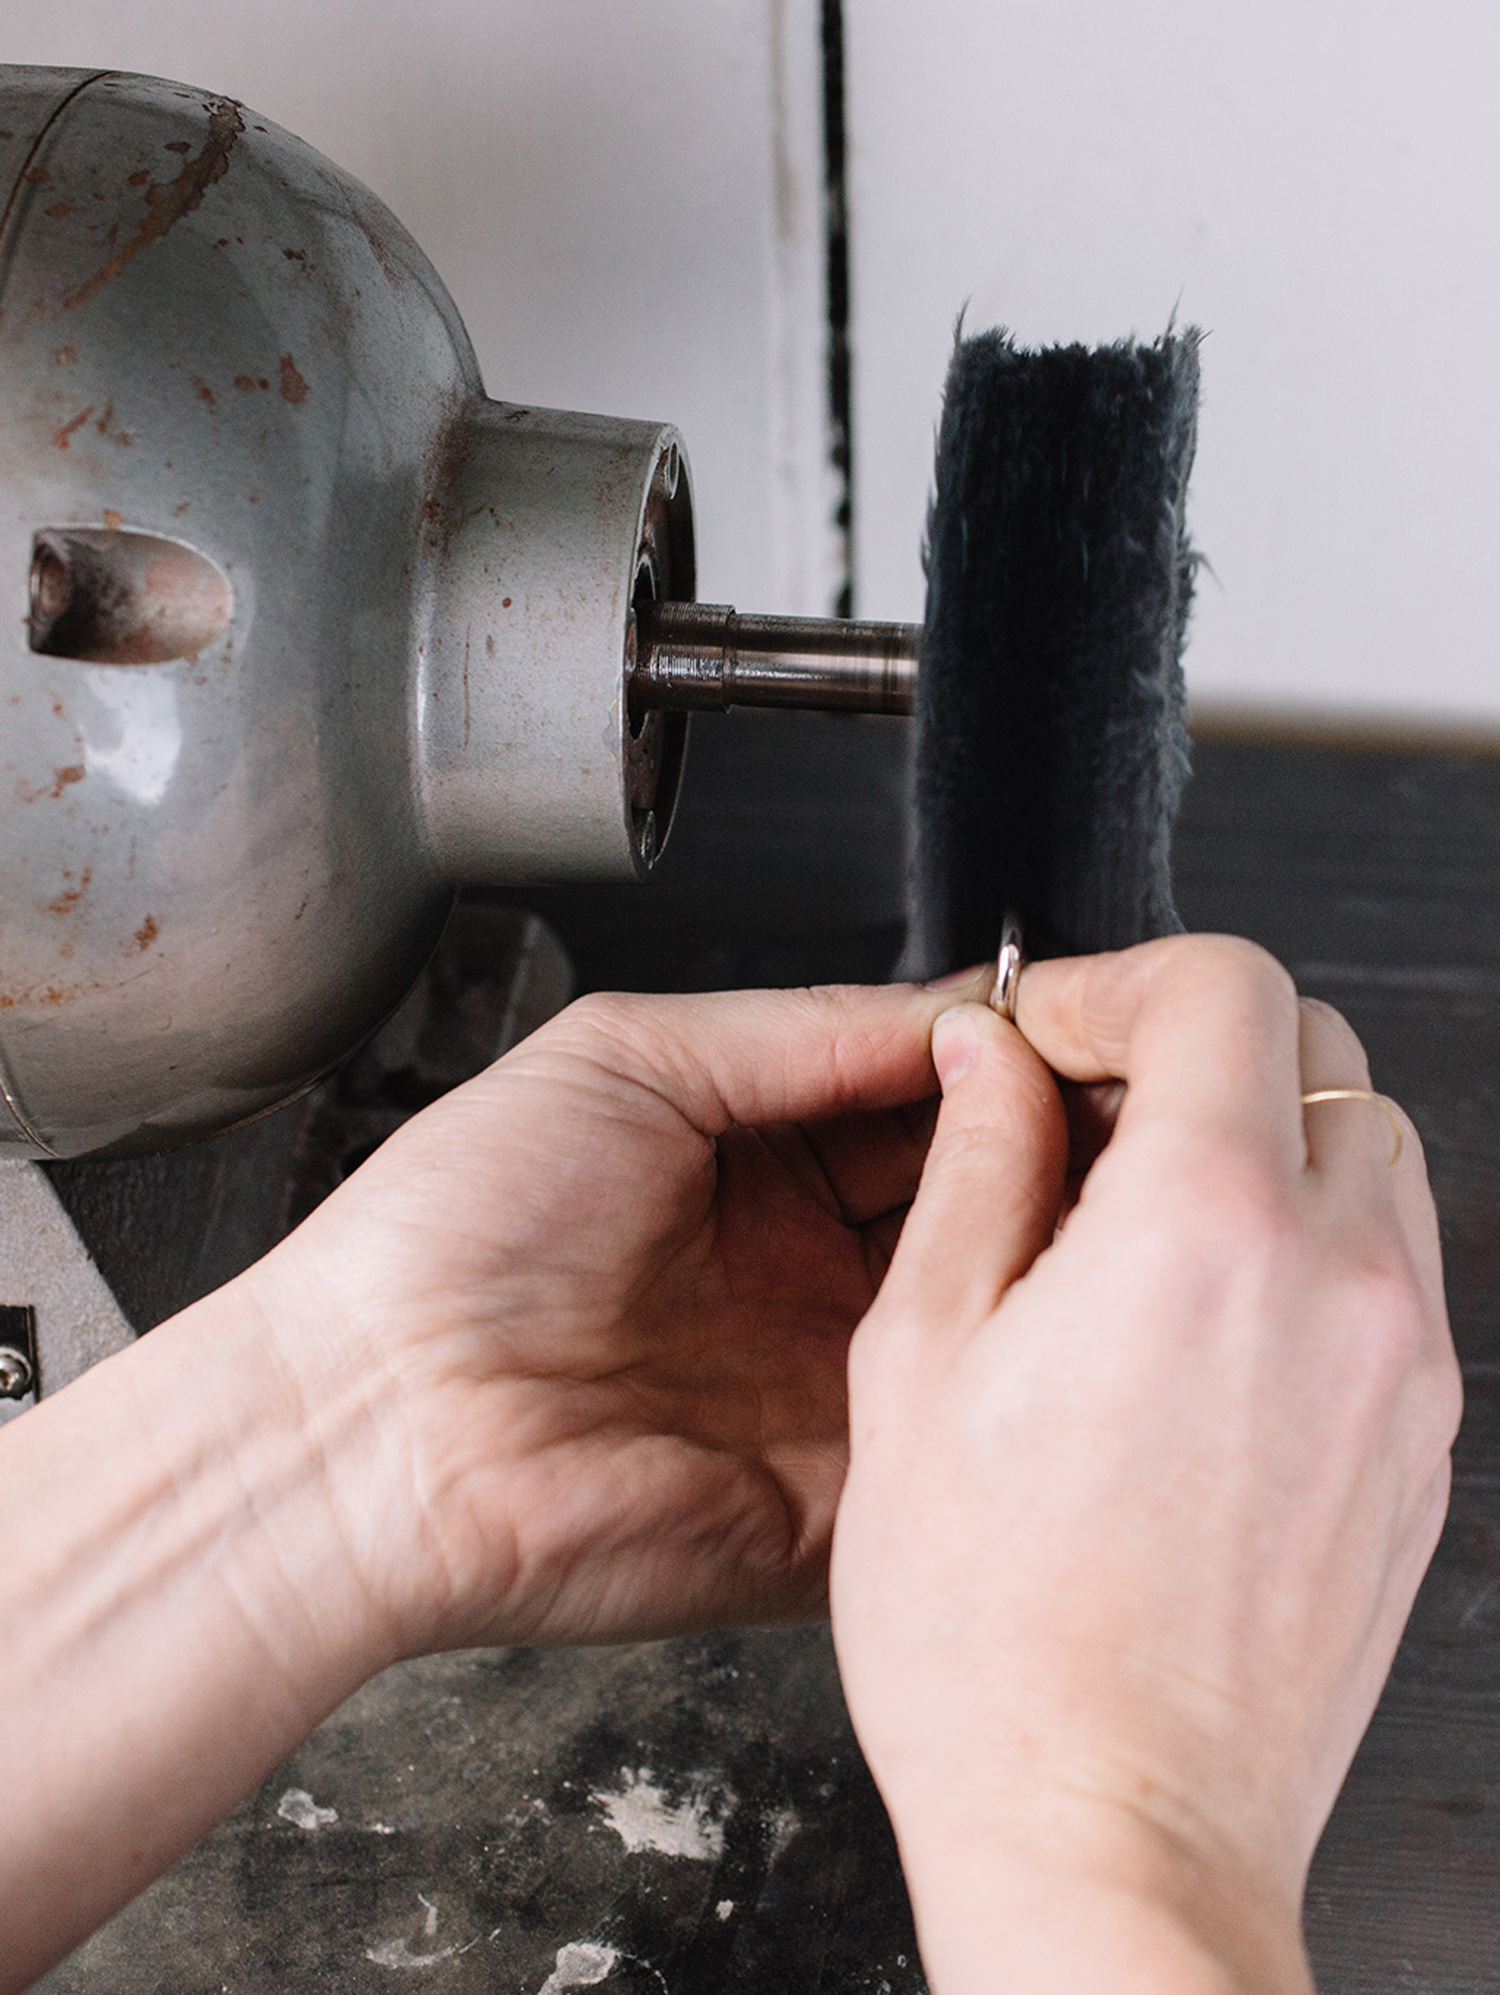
[906,328,1200,977]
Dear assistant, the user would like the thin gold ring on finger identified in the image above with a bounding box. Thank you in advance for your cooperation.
[1299,1088,1405,1168]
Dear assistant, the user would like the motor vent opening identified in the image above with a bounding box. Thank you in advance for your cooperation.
[29,527,232,665]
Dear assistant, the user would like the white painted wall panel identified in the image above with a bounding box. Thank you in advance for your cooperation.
[1,0,838,614]
[847,2,1500,719]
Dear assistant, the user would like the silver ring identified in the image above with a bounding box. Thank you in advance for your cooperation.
[991,912,1025,1025]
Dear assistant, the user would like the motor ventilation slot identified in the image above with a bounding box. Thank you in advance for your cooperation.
[28,527,232,665]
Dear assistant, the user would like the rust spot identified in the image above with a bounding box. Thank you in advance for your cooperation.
[127,169,150,188]
[349,197,406,292]
[45,865,91,915]
[173,501,190,516]
[190,374,216,407]
[294,896,309,921]
[95,402,133,445]
[50,765,85,796]
[45,201,73,219]
[52,405,93,448]
[278,354,309,404]
[502,596,512,608]
[164,140,191,155]
[63,99,245,311]
[133,914,159,952]
[21,167,50,185]
[102,508,123,529]
[52,345,76,366]
[257,377,268,391]
[233,373,257,392]
[418,390,475,552]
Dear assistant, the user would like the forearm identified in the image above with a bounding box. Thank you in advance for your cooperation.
[0,1280,399,1990]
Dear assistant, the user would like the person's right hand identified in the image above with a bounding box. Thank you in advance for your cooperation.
[831,936,1460,1995]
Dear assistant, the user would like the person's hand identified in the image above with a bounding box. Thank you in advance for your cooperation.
[5,978,1021,1988]
[241,980,981,1653]
[831,936,1461,1995]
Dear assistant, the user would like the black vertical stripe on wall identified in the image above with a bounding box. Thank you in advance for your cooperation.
[821,0,854,618]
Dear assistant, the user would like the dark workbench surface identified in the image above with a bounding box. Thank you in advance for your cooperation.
[36,723,1500,1993]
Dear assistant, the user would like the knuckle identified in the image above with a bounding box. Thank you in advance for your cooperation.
[554,988,636,1038]
[1384,1273,1460,1438]
[1430,1341,1466,1451]
[934,1070,1057,1174]
[1147,931,1293,996]
[1329,1241,1453,1421]
[744,984,886,1113]
[933,1117,1011,1177]
[1345,1251,1429,1366]
[1082,936,1297,1065]
[532,989,656,1076]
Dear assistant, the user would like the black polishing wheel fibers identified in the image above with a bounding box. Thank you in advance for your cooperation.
[908,329,1200,977]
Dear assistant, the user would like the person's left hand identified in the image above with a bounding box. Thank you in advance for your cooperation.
[4,975,1046,1986]
[242,977,1035,1654]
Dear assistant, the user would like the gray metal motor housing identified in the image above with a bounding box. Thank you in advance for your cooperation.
[0,67,692,1159]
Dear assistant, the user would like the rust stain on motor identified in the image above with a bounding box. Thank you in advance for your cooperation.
[52,405,92,448]
[62,97,244,310]
[44,866,91,915]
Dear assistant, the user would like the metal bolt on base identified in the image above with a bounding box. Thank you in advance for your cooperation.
[0,1344,33,1399]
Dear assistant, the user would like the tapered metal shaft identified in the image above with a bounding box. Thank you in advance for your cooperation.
[632,600,919,716]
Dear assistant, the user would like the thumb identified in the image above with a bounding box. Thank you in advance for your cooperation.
[876,1003,1068,1333]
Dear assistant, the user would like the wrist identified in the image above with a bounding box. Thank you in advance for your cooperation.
[197,1254,437,1667]
[891,1809,1312,1995]
[35,1271,406,1711]
[233,1232,519,1658]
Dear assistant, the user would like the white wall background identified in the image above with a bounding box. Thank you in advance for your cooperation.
[5,3,1499,719]
[847,0,1500,720]
[0,0,840,619]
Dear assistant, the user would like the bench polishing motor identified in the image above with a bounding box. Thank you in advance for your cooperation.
[0,67,919,1160]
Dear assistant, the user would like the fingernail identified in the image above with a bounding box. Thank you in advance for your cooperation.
[932,1008,981,1088]
[925,964,982,991]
